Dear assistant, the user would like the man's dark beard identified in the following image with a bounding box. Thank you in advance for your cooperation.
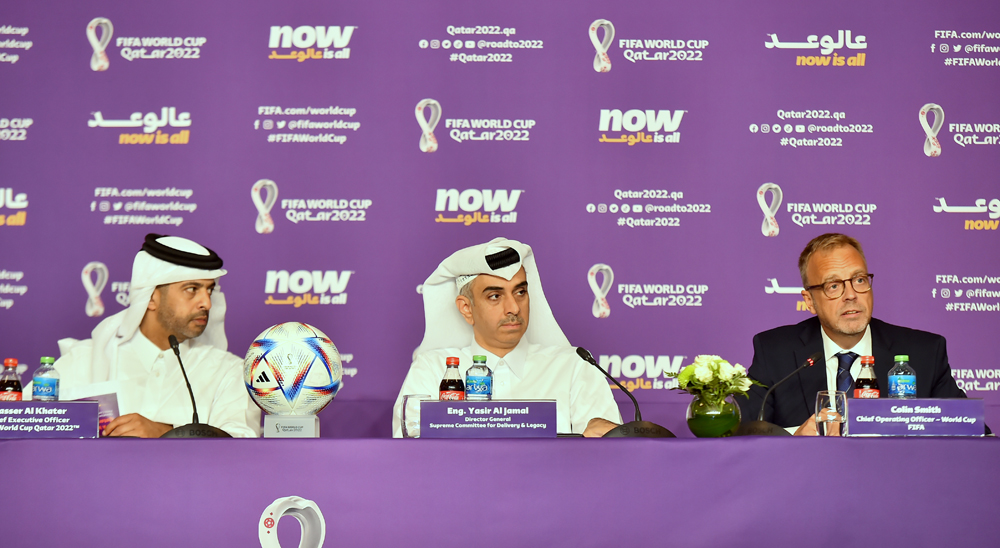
[157,302,209,340]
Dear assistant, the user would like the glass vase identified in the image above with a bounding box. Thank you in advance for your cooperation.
[686,394,741,438]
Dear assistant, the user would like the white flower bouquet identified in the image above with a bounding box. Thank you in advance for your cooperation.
[668,355,763,408]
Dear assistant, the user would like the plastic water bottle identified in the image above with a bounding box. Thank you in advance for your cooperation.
[464,355,493,401]
[32,356,59,402]
[888,354,916,399]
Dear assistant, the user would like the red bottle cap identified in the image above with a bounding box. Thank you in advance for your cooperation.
[3,358,16,367]
[861,355,875,366]
[446,357,460,366]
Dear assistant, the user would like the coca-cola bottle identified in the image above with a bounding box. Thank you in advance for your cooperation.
[854,355,880,398]
[438,357,465,401]
[0,358,22,401]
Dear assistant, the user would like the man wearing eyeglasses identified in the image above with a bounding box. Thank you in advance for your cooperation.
[740,233,968,435]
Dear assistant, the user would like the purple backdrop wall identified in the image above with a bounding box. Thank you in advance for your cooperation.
[1,0,998,437]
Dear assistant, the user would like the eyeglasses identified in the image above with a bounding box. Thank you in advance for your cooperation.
[804,273,874,299]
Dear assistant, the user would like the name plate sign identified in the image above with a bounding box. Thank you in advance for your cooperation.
[0,401,99,439]
[263,415,319,438]
[420,400,556,438]
[847,398,984,437]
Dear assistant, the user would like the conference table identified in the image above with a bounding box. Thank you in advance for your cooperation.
[6,436,998,547]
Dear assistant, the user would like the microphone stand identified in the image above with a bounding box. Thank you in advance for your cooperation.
[577,348,674,438]
[735,351,824,436]
[160,335,232,438]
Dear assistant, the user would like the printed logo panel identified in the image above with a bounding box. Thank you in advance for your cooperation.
[417,24,543,65]
[434,189,521,225]
[264,270,353,307]
[583,189,710,230]
[267,25,355,61]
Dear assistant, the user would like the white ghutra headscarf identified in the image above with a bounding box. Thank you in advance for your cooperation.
[60,234,229,384]
[413,237,569,359]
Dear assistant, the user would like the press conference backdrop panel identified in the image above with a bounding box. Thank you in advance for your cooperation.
[1,0,998,436]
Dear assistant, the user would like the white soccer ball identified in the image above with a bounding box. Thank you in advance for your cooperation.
[244,322,343,415]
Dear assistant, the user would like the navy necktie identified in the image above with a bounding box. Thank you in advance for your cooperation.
[837,352,858,396]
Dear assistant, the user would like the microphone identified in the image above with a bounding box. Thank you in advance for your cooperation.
[576,347,674,438]
[736,351,824,436]
[170,335,199,425]
[159,334,232,438]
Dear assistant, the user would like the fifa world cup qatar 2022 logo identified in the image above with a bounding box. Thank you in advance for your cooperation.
[588,263,613,318]
[756,183,782,237]
[86,17,113,71]
[81,261,108,317]
[251,179,279,234]
[589,19,615,72]
[919,103,944,157]
[415,98,441,152]
[259,496,326,548]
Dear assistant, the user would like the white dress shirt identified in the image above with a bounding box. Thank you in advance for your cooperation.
[54,331,260,437]
[784,325,873,434]
[820,325,873,395]
[393,339,622,437]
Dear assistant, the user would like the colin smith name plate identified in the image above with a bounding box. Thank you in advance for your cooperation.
[420,400,556,438]
[847,398,984,437]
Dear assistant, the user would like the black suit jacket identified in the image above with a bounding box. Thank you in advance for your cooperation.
[739,316,967,428]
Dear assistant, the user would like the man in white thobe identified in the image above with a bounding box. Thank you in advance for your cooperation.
[392,238,621,437]
[53,234,260,438]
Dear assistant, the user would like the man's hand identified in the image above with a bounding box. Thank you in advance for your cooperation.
[798,411,844,436]
[583,418,619,438]
[103,413,173,438]
[794,414,819,436]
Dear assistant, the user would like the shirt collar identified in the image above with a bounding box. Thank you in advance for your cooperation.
[819,324,872,365]
[132,330,189,372]
[470,338,529,379]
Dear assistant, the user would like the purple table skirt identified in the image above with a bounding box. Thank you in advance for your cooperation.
[6,436,998,547]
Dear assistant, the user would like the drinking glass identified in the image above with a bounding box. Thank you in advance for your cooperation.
[815,390,848,436]
[401,394,432,438]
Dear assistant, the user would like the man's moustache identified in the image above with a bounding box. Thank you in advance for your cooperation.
[499,315,523,326]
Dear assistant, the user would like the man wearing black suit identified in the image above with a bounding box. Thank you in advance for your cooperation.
[740,233,967,435]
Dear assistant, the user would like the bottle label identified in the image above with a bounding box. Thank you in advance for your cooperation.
[32,377,59,399]
[854,388,880,399]
[0,391,22,401]
[439,391,464,401]
[465,375,492,397]
[888,375,917,397]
